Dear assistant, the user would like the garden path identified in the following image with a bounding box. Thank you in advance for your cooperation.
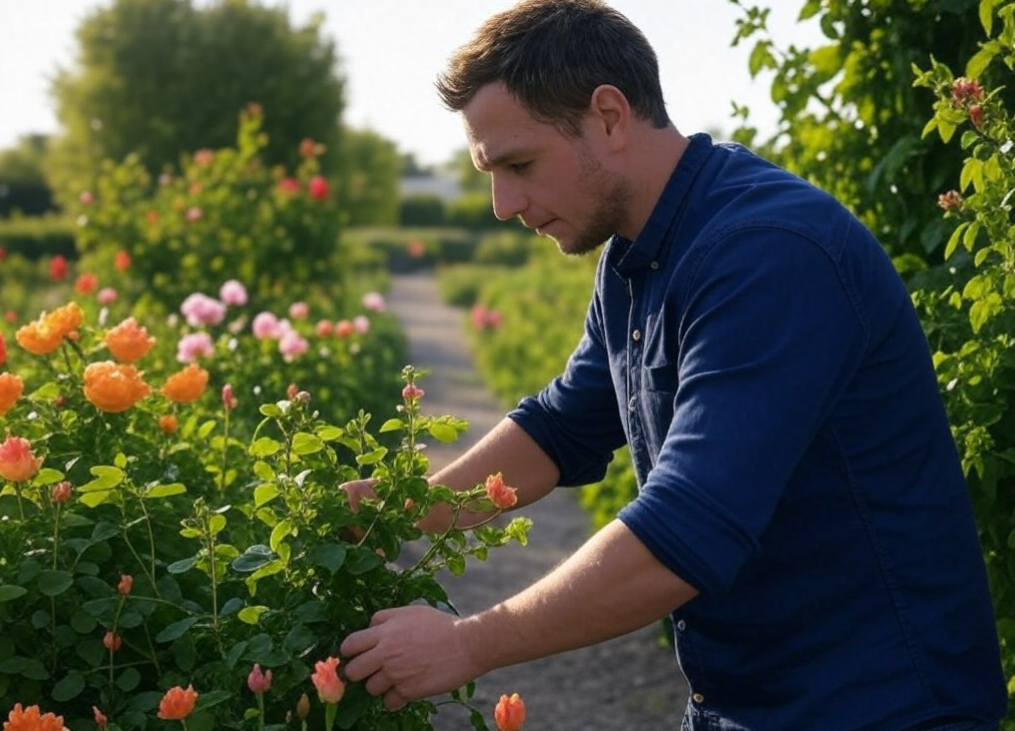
[387,271,688,731]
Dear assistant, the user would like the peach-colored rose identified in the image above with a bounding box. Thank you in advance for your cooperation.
[161,363,209,404]
[15,320,64,356]
[494,693,526,731]
[105,317,156,363]
[311,656,345,704]
[117,574,133,595]
[0,372,23,416]
[157,685,198,720]
[50,481,72,504]
[103,631,122,652]
[0,436,42,482]
[83,361,151,413]
[485,472,518,510]
[44,302,84,337]
[3,704,65,731]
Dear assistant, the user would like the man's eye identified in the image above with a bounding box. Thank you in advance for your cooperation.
[510,161,531,173]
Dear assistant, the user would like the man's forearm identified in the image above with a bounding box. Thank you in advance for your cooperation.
[461,519,699,672]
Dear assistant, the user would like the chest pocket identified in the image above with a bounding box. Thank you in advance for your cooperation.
[640,315,680,454]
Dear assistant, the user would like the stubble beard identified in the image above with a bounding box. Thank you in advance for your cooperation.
[555,149,629,257]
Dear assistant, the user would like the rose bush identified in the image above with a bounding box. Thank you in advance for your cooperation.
[0,292,532,730]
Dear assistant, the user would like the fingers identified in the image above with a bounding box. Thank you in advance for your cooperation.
[340,629,379,682]
[383,688,408,711]
[340,478,378,513]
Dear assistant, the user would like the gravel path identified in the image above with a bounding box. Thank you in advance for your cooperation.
[387,271,688,731]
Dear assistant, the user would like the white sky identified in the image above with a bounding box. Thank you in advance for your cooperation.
[0,1,825,167]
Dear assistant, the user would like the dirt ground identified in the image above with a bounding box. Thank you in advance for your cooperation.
[386,272,688,731]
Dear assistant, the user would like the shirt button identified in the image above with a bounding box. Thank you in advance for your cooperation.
[692,693,705,704]
[632,329,641,341]
[676,619,686,631]
[650,261,660,270]
[628,396,636,411]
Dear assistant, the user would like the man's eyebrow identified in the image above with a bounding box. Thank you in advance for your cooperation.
[474,148,525,172]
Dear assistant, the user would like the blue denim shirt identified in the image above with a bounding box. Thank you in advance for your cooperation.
[509,134,1006,731]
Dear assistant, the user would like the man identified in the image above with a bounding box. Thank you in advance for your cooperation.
[340,1,1007,729]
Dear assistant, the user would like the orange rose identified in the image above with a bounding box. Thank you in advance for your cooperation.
[83,361,152,413]
[0,372,23,416]
[157,684,198,720]
[311,656,345,704]
[105,317,156,363]
[3,704,65,731]
[0,436,42,483]
[494,693,526,731]
[44,302,84,338]
[15,320,64,356]
[14,302,85,356]
[161,363,209,404]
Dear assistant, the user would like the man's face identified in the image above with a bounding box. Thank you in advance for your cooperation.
[462,82,628,256]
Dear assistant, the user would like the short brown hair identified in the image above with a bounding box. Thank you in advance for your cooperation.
[435,0,670,135]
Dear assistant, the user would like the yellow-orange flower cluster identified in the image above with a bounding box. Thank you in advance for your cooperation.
[83,361,152,413]
[161,363,209,404]
[0,372,23,416]
[3,703,65,731]
[15,302,84,356]
[105,317,156,363]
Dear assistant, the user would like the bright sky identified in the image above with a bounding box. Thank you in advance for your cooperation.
[0,1,824,167]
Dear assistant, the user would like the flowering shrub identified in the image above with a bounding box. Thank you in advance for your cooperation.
[913,5,1015,721]
[71,105,343,312]
[0,295,532,729]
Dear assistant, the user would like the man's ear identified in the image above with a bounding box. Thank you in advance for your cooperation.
[588,84,630,149]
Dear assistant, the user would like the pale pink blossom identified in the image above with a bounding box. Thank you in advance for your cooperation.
[361,292,386,312]
[353,315,370,335]
[315,320,333,337]
[176,332,215,363]
[180,293,226,327]
[219,280,248,307]
[185,207,203,222]
[251,312,282,340]
[97,288,118,306]
[288,301,309,320]
[334,319,354,338]
[279,331,309,362]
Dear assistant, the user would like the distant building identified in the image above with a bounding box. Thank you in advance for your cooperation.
[399,174,461,203]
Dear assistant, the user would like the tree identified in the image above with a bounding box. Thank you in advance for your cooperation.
[45,0,344,205]
[730,0,1013,267]
[337,126,401,226]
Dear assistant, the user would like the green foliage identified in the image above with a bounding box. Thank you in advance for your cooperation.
[399,194,447,227]
[0,291,523,730]
[0,215,75,261]
[911,3,1015,719]
[0,135,55,217]
[729,0,1015,263]
[71,106,343,312]
[338,127,401,227]
[45,0,344,205]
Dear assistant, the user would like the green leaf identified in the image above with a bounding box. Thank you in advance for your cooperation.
[238,606,270,625]
[254,483,280,508]
[379,418,403,433]
[0,585,27,602]
[145,482,187,499]
[116,667,141,691]
[37,570,74,597]
[155,616,199,642]
[944,222,968,260]
[317,425,344,441]
[167,557,198,574]
[980,0,997,35]
[309,543,347,574]
[292,432,324,455]
[355,447,388,465]
[345,549,384,575]
[249,437,282,458]
[253,460,275,481]
[196,690,233,709]
[208,513,227,536]
[965,42,999,79]
[197,420,218,439]
[32,468,65,486]
[269,520,293,552]
[232,546,274,573]
[52,670,86,702]
[22,659,49,680]
[428,423,460,443]
[81,465,125,491]
[446,553,466,576]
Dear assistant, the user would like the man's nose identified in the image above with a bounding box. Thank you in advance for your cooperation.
[491,176,526,222]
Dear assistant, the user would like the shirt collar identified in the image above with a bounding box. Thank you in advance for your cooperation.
[607,132,715,276]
